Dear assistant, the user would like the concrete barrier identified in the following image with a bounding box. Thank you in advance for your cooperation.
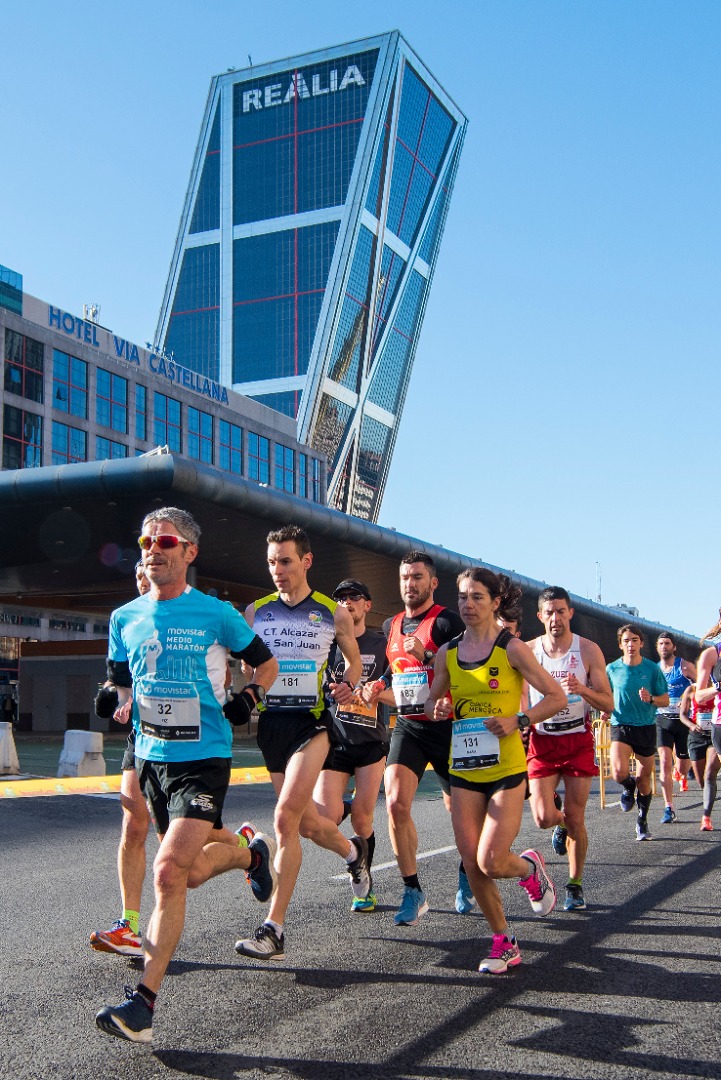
[57,729,106,778]
[0,722,20,775]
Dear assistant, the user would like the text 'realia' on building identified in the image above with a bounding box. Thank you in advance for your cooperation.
[156,31,467,521]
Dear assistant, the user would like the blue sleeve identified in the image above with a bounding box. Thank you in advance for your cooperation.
[108,613,127,664]
[223,602,255,653]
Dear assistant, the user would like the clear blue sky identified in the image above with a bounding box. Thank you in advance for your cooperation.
[2,1,720,638]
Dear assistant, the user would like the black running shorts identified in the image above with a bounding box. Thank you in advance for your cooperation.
[324,738,389,776]
[258,709,336,775]
[610,723,657,759]
[386,716,452,794]
[655,717,690,759]
[135,756,230,836]
[121,727,136,772]
[687,729,712,761]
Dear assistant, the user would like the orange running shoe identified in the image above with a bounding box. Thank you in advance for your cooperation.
[672,767,681,783]
[701,816,713,832]
[679,776,689,793]
[90,919,142,956]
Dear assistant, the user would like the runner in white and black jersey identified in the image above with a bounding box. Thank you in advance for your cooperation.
[234,525,368,962]
[313,579,389,913]
[526,587,613,911]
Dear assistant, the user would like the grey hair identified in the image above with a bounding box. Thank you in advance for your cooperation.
[141,507,201,545]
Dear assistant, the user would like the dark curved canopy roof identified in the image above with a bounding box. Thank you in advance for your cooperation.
[0,455,699,661]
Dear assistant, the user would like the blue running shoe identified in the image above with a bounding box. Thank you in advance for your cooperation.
[620,780,636,812]
[246,832,277,902]
[394,885,429,926]
[551,824,568,856]
[455,869,475,914]
[660,806,676,824]
[563,884,586,911]
[96,986,153,1043]
[636,818,652,841]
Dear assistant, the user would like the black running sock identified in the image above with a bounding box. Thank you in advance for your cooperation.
[458,860,466,875]
[704,775,717,817]
[366,831,376,870]
[637,791,652,819]
[136,983,156,1010]
[620,776,636,793]
[403,873,421,891]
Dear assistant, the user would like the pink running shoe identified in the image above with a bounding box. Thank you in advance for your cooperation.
[478,933,522,974]
[518,849,556,916]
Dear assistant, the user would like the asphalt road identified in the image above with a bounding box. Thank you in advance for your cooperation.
[1,778,720,1080]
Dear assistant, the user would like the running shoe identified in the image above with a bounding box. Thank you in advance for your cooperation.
[518,850,556,917]
[620,780,636,812]
[701,816,713,832]
[455,868,475,914]
[394,885,429,926]
[679,776,689,793]
[235,923,285,961]
[553,791,563,812]
[96,986,153,1043]
[636,818,652,841]
[89,919,143,957]
[478,933,521,974]
[351,891,377,913]
[551,824,568,856]
[672,766,681,783]
[563,884,586,911]
[347,835,372,899]
[245,832,277,903]
[235,821,256,847]
[660,806,676,825]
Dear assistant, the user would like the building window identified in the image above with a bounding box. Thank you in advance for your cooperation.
[53,350,87,418]
[274,443,295,494]
[52,420,86,464]
[219,420,242,474]
[96,436,128,460]
[153,392,181,452]
[248,432,269,484]
[96,369,128,433]
[135,384,147,441]
[2,404,43,469]
[298,453,307,498]
[4,329,44,403]
[188,406,213,464]
[312,458,321,502]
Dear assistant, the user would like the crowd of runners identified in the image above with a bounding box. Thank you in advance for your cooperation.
[90,507,720,1043]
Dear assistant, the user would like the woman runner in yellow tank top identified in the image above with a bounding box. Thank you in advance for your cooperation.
[426,568,566,974]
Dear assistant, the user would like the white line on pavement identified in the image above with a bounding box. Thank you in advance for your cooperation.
[332,843,456,880]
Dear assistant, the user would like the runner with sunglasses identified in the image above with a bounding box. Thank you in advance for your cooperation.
[425,568,566,973]
[96,508,279,1043]
[313,579,390,912]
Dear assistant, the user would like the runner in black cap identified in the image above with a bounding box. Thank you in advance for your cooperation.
[313,579,390,912]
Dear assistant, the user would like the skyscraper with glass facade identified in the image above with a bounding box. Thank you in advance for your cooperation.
[156,32,466,520]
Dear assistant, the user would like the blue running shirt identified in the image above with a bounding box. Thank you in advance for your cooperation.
[108,586,255,762]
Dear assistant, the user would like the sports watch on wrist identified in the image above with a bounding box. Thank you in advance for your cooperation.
[516,712,532,731]
[423,649,435,665]
[245,683,266,705]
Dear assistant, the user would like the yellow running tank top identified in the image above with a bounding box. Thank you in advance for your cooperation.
[446,629,527,783]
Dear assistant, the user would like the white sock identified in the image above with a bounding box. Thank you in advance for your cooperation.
[265,918,283,936]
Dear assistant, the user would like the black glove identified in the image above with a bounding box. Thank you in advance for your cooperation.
[95,685,119,719]
[222,689,256,726]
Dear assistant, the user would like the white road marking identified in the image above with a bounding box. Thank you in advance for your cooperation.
[332,844,456,880]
